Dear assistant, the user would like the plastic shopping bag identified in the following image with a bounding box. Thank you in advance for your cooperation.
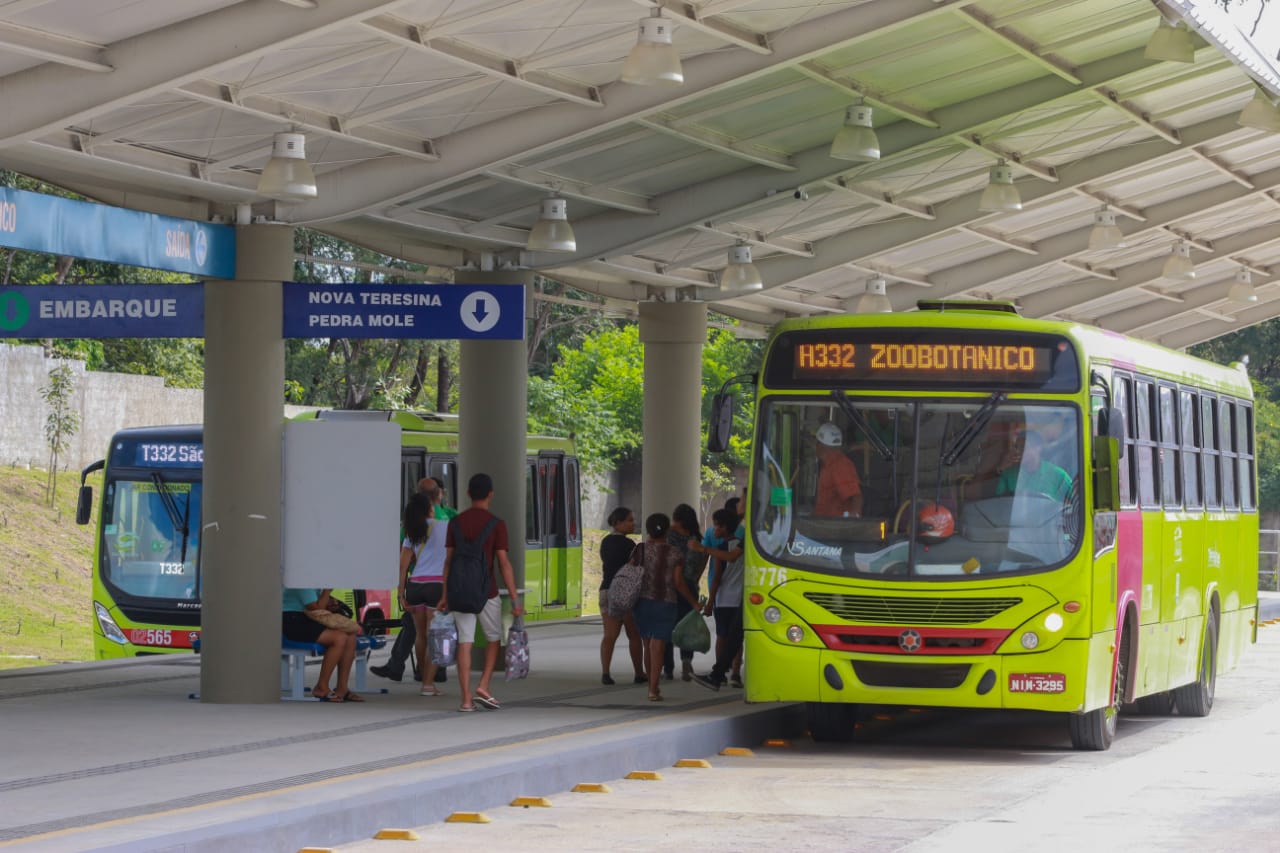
[428,612,458,667]
[505,616,529,680]
[672,608,711,654]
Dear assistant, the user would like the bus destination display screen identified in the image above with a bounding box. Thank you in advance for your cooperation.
[765,329,1079,392]
[110,439,204,469]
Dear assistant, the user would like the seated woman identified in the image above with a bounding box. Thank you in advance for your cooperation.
[282,587,362,702]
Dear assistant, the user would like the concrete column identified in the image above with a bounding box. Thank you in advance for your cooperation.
[639,300,707,523]
[454,269,531,603]
[200,224,293,703]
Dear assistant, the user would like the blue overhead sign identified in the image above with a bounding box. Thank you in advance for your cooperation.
[283,283,526,340]
[0,187,235,279]
[0,284,204,338]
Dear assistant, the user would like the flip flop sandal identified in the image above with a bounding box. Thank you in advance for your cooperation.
[340,691,365,703]
[313,691,340,703]
[648,693,663,702]
[420,686,443,696]
[458,704,476,713]
[474,691,501,710]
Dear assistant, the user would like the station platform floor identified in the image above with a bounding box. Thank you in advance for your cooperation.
[0,619,798,853]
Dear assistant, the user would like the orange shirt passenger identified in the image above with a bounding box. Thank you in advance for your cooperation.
[813,423,863,518]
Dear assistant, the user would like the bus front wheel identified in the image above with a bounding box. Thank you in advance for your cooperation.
[1069,627,1129,751]
[1173,611,1217,718]
[806,701,857,743]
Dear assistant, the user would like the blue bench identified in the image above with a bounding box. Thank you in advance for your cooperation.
[280,634,386,701]
[190,634,387,701]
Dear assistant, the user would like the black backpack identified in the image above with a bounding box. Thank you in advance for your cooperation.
[446,516,499,614]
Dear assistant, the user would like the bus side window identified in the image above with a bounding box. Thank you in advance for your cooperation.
[1135,379,1159,508]
[526,461,540,545]
[1201,395,1220,509]
[1158,384,1180,508]
[1221,400,1238,510]
[1180,389,1201,509]
[1239,403,1256,511]
[1113,375,1134,507]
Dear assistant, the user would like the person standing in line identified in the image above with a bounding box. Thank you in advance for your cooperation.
[691,508,745,691]
[373,478,455,683]
[438,473,523,713]
[399,492,447,696]
[599,506,645,686]
[664,503,708,681]
[633,512,699,702]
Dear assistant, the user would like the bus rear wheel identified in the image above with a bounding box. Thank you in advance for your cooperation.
[1069,627,1129,751]
[1173,611,1217,718]
[806,701,857,743]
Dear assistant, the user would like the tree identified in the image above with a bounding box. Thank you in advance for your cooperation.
[39,362,80,506]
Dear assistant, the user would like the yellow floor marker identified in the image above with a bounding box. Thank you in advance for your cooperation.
[572,783,612,793]
[373,829,420,840]
[510,796,553,808]
[298,848,335,852]
[674,758,711,768]
[626,770,663,780]
[763,738,791,748]
[720,747,754,757]
[445,812,491,824]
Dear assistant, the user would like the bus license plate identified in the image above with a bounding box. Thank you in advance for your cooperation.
[126,628,197,648]
[1008,673,1065,693]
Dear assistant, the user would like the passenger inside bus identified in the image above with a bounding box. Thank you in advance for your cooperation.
[812,423,864,518]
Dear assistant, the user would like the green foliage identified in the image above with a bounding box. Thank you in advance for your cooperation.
[1253,383,1280,510]
[39,363,79,506]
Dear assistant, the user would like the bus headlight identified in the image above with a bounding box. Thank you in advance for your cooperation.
[1044,613,1064,632]
[94,602,128,645]
[1020,631,1039,650]
[786,625,805,643]
[763,606,781,624]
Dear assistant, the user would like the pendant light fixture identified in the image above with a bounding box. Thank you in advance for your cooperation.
[1238,84,1280,134]
[620,9,682,86]
[721,241,763,291]
[526,195,576,253]
[849,276,892,313]
[978,160,1021,212]
[1162,241,1195,279]
[1144,18,1195,63]
[1228,268,1259,303]
[257,132,317,202]
[829,102,879,162]
[1088,207,1125,250]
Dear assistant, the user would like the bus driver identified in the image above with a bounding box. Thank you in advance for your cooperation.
[813,423,864,518]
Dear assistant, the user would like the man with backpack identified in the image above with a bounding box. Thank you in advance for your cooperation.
[438,473,523,713]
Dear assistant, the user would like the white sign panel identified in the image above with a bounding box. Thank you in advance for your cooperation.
[1173,0,1280,93]
[282,419,400,589]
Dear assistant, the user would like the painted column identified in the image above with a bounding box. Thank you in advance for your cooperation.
[639,300,708,523]
[454,269,531,605]
[200,224,292,703]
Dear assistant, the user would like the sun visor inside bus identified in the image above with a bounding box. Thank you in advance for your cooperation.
[281,419,401,588]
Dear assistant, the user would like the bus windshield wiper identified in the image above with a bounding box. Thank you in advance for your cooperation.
[831,391,893,461]
[150,472,191,562]
[941,391,1006,466]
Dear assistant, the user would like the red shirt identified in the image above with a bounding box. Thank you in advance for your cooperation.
[815,450,862,517]
[446,507,510,600]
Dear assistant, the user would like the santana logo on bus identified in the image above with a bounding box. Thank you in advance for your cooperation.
[795,342,1038,373]
[1008,673,1066,693]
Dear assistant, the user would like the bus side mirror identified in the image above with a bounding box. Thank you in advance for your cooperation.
[1092,437,1120,512]
[707,393,735,453]
[76,485,94,525]
[1104,406,1125,459]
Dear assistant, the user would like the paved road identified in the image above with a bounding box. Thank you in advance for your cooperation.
[336,621,1280,853]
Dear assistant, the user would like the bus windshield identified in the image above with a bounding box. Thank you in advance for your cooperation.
[753,397,1082,579]
[100,476,202,601]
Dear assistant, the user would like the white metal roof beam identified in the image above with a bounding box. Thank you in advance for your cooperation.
[1112,275,1278,334]
[374,208,530,248]
[696,223,814,257]
[633,0,771,54]
[636,116,794,170]
[294,0,959,220]
[925,161,1280,299]
[0,0,417,145]
[0,0,59,13]
[960,225,1037,254]
[952,5,1080,85]
[585,257,717,289]
[361,16,603,108]
[1187,147,1254,188]
[1072,188,1146,221]
[825,178,936,219]
[484,165,657,215]
[180,80,438,163]
[0,20,111,72]
[1088,87,1179,144]
[793,61,939,128]
[423,0,565,37]
[346,77,496,127]
[239,44,402,96]
[1157,295,1280,348]
[957,134,1058,181]
[1024,221,1280,317]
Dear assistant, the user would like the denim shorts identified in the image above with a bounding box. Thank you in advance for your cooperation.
[633,598,677,642]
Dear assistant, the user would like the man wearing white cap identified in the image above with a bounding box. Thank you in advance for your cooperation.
[813,422,863,518]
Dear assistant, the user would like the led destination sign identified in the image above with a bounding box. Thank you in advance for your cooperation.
[766,329,1079,392]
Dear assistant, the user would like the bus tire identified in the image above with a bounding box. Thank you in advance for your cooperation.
[806,701,857,743]
[1069,626,1129,751]
[1173,611,1217,718]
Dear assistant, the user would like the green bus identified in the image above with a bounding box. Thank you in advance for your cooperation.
[711,301,1258,749]
[76,410,582,659]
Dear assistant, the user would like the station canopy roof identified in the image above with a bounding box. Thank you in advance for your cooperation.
[2,0,1280,349]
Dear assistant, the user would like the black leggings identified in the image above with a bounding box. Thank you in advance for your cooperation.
[663,595,695,673]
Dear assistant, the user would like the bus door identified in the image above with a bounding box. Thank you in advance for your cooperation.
[537,452,572,609]
[427,456,457,513]
[525,458,547,609]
